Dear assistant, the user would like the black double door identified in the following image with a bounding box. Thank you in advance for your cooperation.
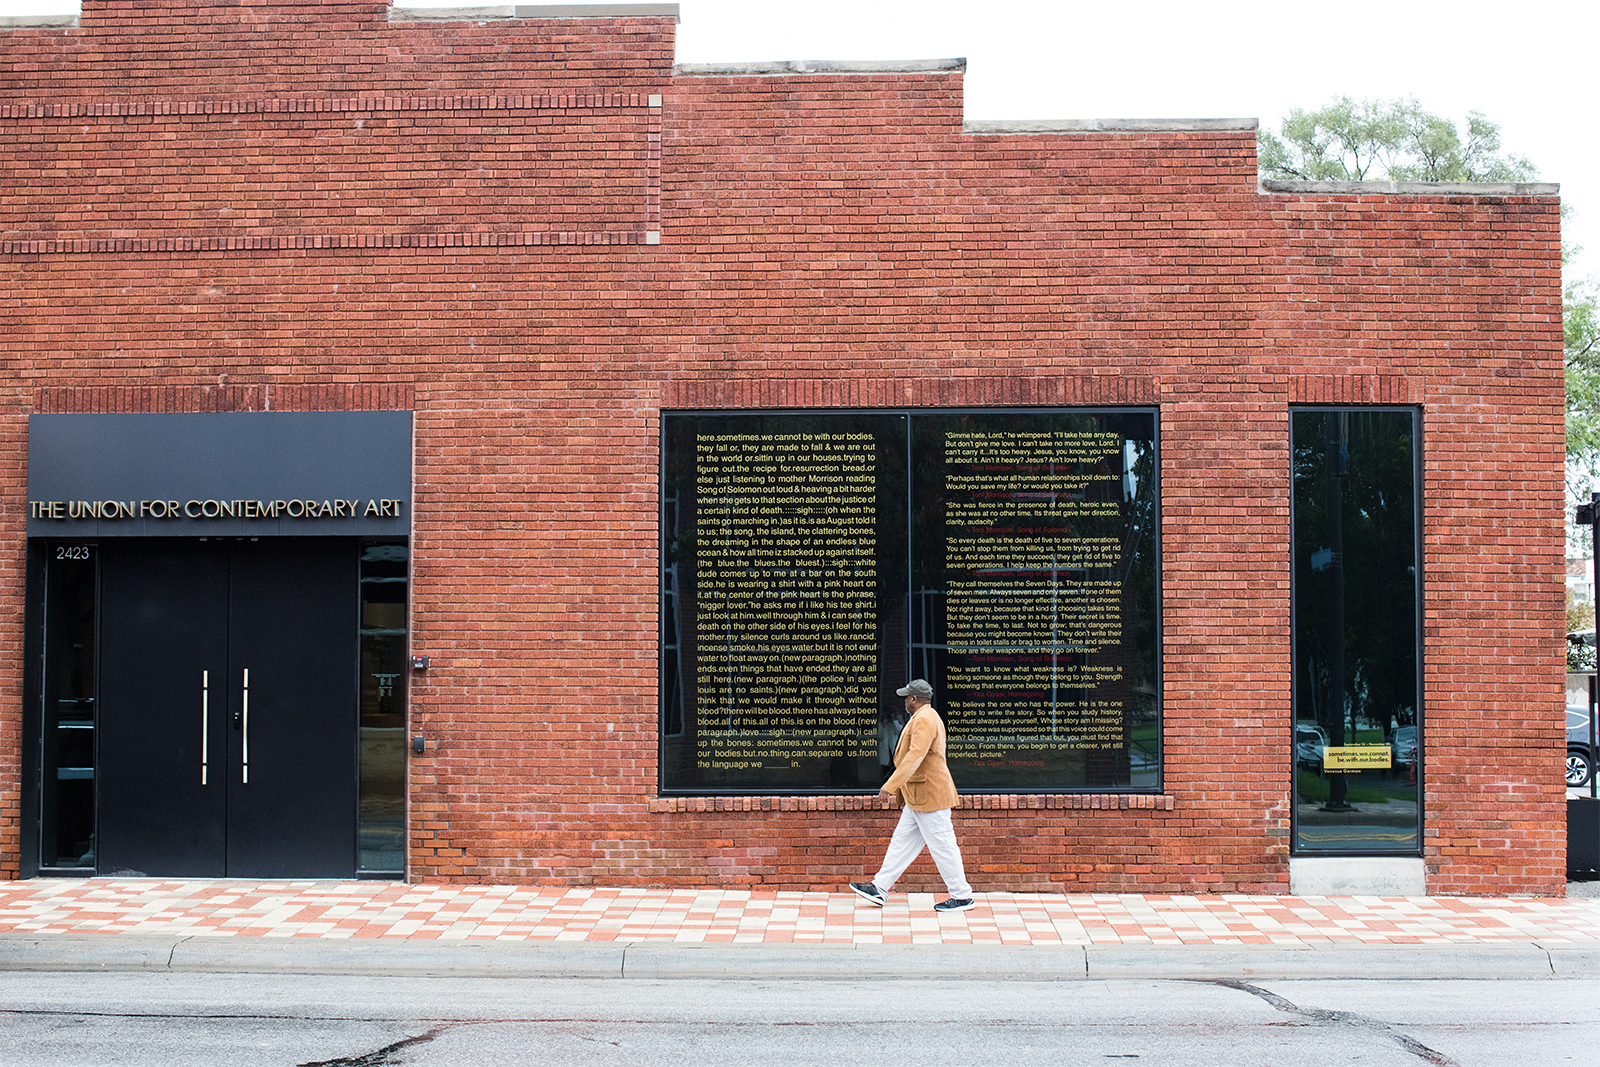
[97,539,358,878]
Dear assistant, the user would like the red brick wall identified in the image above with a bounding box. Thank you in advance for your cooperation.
[0,3,1566,893]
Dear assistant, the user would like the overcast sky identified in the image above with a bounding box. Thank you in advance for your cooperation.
[4,0,1595,281]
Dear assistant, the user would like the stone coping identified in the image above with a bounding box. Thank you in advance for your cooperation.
[675,58,967,76]
[0,15,77,28]
[1263,178,1560,197]
[0,5,682,26]
[966,118,1257,133]
[393,4,679,19]
[649,793,1175,813]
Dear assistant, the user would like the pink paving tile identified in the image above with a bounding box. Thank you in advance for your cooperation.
[2,882,1599,945]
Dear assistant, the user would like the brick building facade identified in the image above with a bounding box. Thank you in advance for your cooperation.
[0,2,1567,895]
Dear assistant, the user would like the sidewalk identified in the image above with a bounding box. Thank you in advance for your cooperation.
[3,878,1599,980]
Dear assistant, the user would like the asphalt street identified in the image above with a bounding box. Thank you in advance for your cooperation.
[3,970,1596,1066]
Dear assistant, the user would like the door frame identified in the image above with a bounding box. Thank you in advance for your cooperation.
[23,536,380,879]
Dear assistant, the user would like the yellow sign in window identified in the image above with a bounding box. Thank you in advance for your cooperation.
[1322,745,1393,771]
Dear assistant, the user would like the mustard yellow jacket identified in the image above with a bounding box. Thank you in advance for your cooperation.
[883,704,959,812]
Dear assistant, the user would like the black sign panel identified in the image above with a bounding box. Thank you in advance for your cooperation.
[661,409,1159,794]
[27,411,412,538]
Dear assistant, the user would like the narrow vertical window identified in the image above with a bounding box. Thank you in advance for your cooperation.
[1292,409,1421,853]
[41,543,97,870]
[358,542,408,874]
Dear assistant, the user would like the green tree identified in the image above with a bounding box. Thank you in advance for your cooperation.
[1261,99,1600,558]
[1259,97,1537,183]
[1568,269,1600,574]
[1569,273,1600,470]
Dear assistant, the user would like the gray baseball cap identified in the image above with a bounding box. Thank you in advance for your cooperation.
[896,679,933,699]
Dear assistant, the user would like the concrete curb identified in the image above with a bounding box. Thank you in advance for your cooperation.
[3,934,1598,980]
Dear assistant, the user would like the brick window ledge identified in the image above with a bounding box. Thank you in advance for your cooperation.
[649,794,1174,814]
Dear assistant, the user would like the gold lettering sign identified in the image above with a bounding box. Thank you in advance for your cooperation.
[30,498,405,521]
[1322,745,1393,772]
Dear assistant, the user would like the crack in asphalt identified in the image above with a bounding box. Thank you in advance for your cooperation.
[1206,979,1463,1067]
[1532,942,1559,974]
[297,1026,450,1067]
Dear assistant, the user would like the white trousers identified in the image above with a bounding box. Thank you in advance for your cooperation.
[872,806,972,898]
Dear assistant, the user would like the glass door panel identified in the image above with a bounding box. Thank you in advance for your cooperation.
[41,544,98,870]
[358,542,408,874]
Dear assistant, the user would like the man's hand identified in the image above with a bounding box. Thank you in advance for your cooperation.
[878,787,895,801]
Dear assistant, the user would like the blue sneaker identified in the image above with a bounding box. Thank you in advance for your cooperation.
[848,881,886,906]
[934,897,976,912]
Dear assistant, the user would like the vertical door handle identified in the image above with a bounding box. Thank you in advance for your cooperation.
[241,668,250,784]
[201,670,209,786]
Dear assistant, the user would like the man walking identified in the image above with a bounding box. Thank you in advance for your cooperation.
[849,679,975,911]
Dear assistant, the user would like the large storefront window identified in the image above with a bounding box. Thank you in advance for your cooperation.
[661,409,1159,795]
[1291,409,1421,853]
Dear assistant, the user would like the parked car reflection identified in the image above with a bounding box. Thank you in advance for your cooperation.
[1569,704,1597,788]
[1390,725,1417,771]
[1295,724,1326,769]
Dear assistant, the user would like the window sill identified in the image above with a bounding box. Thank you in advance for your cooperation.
[649,794,1174,813]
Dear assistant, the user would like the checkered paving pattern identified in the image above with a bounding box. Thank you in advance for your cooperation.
[3,881,1599,946]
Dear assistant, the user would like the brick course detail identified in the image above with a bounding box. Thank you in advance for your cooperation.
[0,2,1566,895]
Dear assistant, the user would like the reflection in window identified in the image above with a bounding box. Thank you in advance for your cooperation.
[359,542,407,873]
[1292,410,1420,853]
[42,545,97,870]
